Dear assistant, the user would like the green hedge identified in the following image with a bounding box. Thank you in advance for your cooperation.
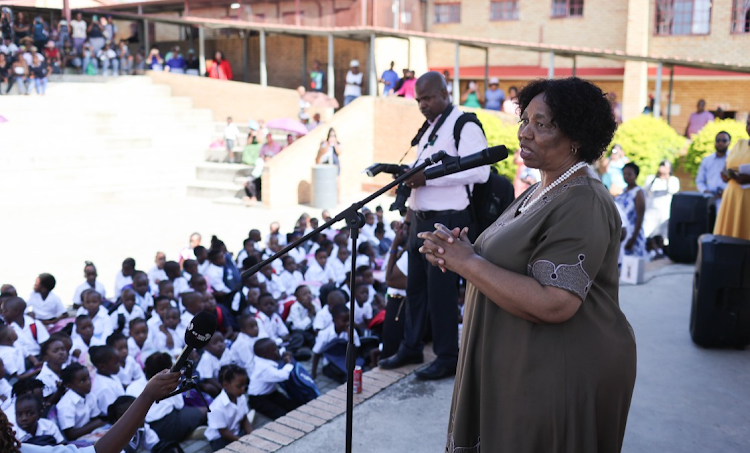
[476,112,520,181]
[683,119,749,177]
[609,115,686,186]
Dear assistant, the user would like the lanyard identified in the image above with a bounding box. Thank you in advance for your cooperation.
[411,104,454,166]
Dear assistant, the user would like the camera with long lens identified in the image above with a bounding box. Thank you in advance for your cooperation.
[364,163,411,215]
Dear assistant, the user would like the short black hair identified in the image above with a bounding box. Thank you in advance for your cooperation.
[108,395,136,424]
[12,378,43,398]
[158,280,174,293]
[194,245,207,255]
[106,331,127,347]
[716,130,731,141]
[61,362,87,385]
[218,363,248,384]
[39,337,63,359]
[331,303,350,319]
[122,258,136,268]
[355,266,371,276]
[16,393,42,412]
[89,345,117,368]
[37,273,56,291]
[517,78,617,164]
[75,314,91,325]
[623,162,640,177]
[144,352,172,379]
[254,338,275,357]
[129,317,147,330]
[208,248,223,261]
[164,261,180,276]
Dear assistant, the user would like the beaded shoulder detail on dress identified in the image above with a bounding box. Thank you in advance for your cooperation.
[527,253,593,301]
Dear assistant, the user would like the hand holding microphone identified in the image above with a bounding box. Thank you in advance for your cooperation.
[171,311,217,373]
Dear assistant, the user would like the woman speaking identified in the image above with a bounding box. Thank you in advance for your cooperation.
[419,78,637,453]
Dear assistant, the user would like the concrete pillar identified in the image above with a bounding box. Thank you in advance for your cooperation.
[653,61,663,118]
[243,32,250,83]
[327,34,335,99]
[667,66,674,124]
[143,19,150,52]
[453,43,460,106]
[484,48,489,95]
[198,26,206,76]
[183,0,189,15]
[547,52,555,79]
[63,0,71,22]
[369,33,377,96]
[622,0,650,121]
[260,29,268,87]
[572,55,577,77]
[301,36,307,88]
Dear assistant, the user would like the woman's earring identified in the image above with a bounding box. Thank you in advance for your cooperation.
[571,147,578,155]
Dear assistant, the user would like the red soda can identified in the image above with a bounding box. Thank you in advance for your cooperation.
[353,366,363,394]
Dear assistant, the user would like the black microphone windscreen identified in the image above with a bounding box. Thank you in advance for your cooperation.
[486,145,509,162]
[184,311,217,348]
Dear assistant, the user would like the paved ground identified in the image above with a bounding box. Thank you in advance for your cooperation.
[268,262,750,453]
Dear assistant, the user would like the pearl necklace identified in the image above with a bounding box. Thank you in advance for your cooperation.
[519,161,588,213]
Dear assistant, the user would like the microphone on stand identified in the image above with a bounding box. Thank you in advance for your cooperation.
[424,145,509,180]
[170,311,217,373]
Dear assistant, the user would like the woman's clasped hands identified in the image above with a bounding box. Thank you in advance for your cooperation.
[418,223,476,273]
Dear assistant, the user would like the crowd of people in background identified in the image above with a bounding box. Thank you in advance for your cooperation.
[0,209,425,450]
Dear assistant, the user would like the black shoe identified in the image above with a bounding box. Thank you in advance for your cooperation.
[378,351,424,370]
[414,361,456,380]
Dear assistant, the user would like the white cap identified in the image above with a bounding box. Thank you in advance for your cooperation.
[489,77,499,85]
[350,59,360,67]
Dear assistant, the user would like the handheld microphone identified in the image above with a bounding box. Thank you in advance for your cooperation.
[170,311,217,373]
[424,145,508,180]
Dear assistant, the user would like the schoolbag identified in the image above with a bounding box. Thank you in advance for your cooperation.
[453,113,516,241]
[279,361,321,404]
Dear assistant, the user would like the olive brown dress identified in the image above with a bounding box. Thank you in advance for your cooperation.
[447,176,637,453]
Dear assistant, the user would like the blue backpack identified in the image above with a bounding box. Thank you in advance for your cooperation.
[280,361,321,404]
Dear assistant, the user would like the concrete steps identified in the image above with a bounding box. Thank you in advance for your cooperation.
[186,162,251,201]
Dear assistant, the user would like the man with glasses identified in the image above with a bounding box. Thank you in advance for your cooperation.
[696,131,731,210]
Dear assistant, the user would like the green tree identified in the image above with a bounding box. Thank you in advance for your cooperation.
[684,119,749,177]
[476,112,520,181]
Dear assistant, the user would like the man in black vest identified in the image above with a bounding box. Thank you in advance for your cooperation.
[379,72,489,380]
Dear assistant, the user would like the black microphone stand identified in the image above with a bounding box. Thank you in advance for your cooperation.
[241,150,447,453]
[157,359,211,411]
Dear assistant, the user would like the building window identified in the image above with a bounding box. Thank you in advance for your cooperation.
[654,0,711,35]
[491,1,519,21]
[731,0,750,33]
[551,0,583,18]
[434,3,461,24]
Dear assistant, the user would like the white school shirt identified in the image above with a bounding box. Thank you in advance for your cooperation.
[69,19,87,38]
[0,345,26,376]
[127,336,156,366]
[312,307,333,332]
[206,263,230,293]
[126,376,183,423]
[71,333,104,360]
[386,251,409,297]
[135,292,154,313]
[75,306,114,342]
[114,272,133,299]
[117,355,145,387]
[14,418,65,444]
[123,425,159,453]
[286,301,313,331]
[26,291,66,321]
[229,332,265,377]
[172,276,190,299]
[305,261,335,286]
[180,311,198,327]
[205,390,249,441]
[257,273,284,300]
[37,363,62,398]
[109,304,146,336]
[224,123,240,141]
[196,349,232,380]
[346,300,373,327]
[312,324,361,354]
[147,266,168,294]
[247,356,293,396]
[278,270,304,297]
[72,281,106,306]
[344,70,363,97]
[11,316,50,357]
[256,312,289,342]
[408,107,490,211]
[230,287,258,313]
[152,325,186,358]
[56,389,101,431]
[197,260,211,276]
[328,256,350,286]
[91,373,124,416]
[287,247,306,265]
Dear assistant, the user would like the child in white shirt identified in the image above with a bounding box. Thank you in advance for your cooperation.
[257,265,284,300]
[109,288,145,336]
[311,304,360,381]
[0,325,26,378]
[205,364,252,450]
[277,256,304,299]
[71,315,104,363]
[205,250,231,296]
[57,362,105,440]
[165,261,191,299]
[179,291,203,327]
[312,289,347,333]
[256,294,289,346]
[3,297,50,367]
[114,258,135,299]
[286,285,318,348]
[147,252,168,293]
[26,273,67,326]
[0,359,12,409]
[305,249,336,292]
[196,331,231,398]
[230,315,266,379]
[37,338,68,400]
[126,318,155,369]
[152,306,185,360]
[14,394,65,444]
[76,290,114,343]
[89,345,124,416]
[132,272,154,314]
[107,332,145,388]
[329,246,351,286]
[72,261,107,307]
[347,283,374,332]
[246,339,300,420]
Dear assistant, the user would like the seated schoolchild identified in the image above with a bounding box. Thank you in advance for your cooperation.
[0,324,28,379]
[147,252,168,293]
[179,291,204,327]
[109,287,145,336]
[256,293,307,359]
[278,256,304,300]
[89,345,124,416]
[107,332,144,388]
[312,289,347,333]
[304,249,336,295]
[36,338,68,404]
[26,273,67,327]
[196,331,231,398]
[182,259,198,282]
[126,318,155,369]
[0,359,12,409]
[72,262,107,308]
[76,289,114,343]
[2,297,50,368]
[152,306,185,360]
[202,292,237,340]
[286,285,318,347]
[131,271,154,315]
[194,246,210,276]
[257,265,284,300]
[230,314,265,378]
[49,332,75,367]
[56,363,105,440]
[311,304,361,383]
[114,258,135,299]
[205,249,232,302]
[106,395,159,452]
[246,338,301,420]
[14,393,65,444]
[346,283,373,332]
[231,274,261,316]
[146,295,173,334]
[329,246,351,286]
[205,364,252,450]
[71,315,103,362]
[156,280,174,301]
[125,352,207,445]
[164,261,190,299]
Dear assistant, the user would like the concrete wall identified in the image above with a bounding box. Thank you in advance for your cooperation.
[262,95,425,208]
[147,71,299,123]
